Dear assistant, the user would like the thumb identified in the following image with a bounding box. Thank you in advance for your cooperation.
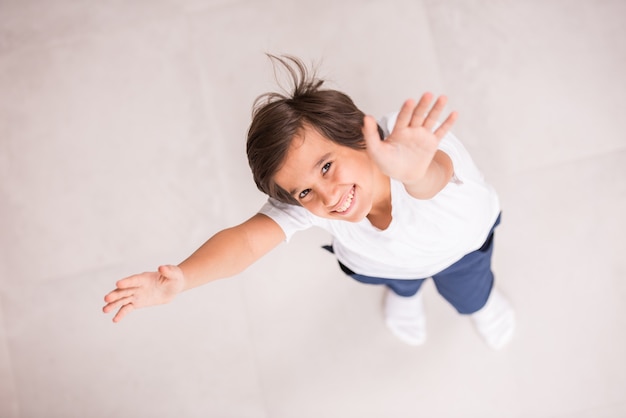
[158,264,182,280]
[362,115,382,154]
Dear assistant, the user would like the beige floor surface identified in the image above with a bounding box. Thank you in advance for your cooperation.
[1,0,625,417]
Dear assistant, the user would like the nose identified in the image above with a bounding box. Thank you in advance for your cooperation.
[319,183,341,208]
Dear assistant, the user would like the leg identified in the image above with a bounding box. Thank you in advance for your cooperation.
[430,234,495,315]
[431,217,515,349]
[332,258,428,346]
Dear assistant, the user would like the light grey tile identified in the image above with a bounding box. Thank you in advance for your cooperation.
[0,18,228,284]
[424,0,626,176]
[0,0,236,53]
[492,150,626,417]
[0,302,19,418]
[549,402,626,418]
[2,266,267,418]
[189,0,445,118]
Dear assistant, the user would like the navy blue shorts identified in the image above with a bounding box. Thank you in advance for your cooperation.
[324,214,501,315]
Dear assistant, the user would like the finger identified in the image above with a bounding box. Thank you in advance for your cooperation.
[113,303,135,323]
[103,295,135,314]
[394,99,417,128]
[422,95,447,131]
[116,273,146,289]
[410,92,434,127]
[362,115,383,154]
[104,287,135,304]
[433,111,458,140]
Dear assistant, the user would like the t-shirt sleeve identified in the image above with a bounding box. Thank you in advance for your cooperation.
[258,198,314,242]
[437,131,485,183]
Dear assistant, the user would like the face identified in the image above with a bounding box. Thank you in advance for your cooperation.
[273,125,383,222]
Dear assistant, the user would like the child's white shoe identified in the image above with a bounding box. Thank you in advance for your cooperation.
[384,289,426,346]
[471,288,515,350]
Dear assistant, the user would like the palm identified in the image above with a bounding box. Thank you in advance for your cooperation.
[372,125,440,183]
[364,93,457,184]
[103,265,185,322]
[135,271,182,307]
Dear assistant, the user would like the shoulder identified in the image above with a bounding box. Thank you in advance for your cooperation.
[258,198,316,241]
[259,197,311,221]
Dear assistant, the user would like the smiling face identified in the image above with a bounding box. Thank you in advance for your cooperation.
[273,125,388,222]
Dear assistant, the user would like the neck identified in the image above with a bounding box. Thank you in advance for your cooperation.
[366,171,392,229]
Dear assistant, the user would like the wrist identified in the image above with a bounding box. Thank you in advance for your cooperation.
[403,155,453,199]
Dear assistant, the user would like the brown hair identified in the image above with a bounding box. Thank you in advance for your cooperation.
[246,55,367,205]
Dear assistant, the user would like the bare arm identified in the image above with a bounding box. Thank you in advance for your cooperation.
[179,213,286,290]
[103,213,285,322]
[402,150,454,199]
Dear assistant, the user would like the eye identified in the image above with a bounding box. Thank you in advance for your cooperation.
[299,189,311,199]
[322,162,332,174]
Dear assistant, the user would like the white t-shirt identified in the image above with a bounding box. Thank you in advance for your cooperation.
[258,113,501,279]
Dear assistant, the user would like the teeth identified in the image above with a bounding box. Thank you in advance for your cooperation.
[336,187,354,213]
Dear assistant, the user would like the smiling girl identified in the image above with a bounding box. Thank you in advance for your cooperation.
[103,55,514,349]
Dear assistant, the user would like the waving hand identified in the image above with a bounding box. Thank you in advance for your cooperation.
[363,93,457,197]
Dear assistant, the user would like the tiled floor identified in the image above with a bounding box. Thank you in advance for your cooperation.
[1,1,625,417]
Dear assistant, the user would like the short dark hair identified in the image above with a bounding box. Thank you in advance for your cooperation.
[246,55,367,205]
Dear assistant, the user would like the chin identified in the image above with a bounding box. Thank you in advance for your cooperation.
[339,206,369,223]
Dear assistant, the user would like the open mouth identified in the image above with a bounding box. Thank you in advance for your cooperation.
[334,186,355,213]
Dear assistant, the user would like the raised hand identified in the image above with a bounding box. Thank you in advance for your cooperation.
[102,264,186,323]
[363,92,457,187]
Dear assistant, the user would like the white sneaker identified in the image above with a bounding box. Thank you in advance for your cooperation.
[384,289,427,346]
[471,288,515,350]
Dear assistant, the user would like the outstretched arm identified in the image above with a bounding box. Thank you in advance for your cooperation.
[102,213,285,322]
[363,93,457,199]
[178,213,285,290]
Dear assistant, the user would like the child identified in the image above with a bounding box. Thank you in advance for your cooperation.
[103,55,515,349]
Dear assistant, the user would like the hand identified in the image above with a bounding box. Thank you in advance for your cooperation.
[363,92,457,185]
[102,265,185,323]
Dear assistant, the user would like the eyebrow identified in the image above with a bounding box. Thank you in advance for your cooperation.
[288,152,332,196]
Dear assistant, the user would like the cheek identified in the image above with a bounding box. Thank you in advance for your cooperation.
[300,200,320,213]
[305,200,333,218]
